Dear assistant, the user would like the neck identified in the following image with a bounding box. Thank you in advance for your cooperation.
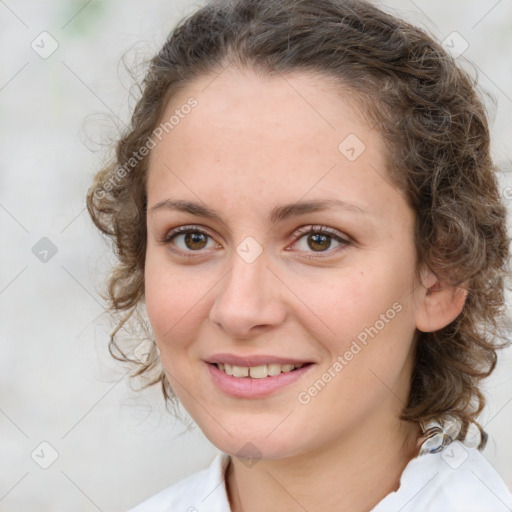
[226,411,421,512]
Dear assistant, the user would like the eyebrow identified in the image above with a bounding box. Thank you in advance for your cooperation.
[149,198,367,224]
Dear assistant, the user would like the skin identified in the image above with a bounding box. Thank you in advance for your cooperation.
[144,67,467,512]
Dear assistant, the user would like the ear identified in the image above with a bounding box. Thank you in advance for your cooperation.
[414,266,468,333]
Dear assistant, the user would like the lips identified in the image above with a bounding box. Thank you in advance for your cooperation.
[204,353,315,398]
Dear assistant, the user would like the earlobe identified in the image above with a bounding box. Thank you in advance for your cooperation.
[415,267,468,333]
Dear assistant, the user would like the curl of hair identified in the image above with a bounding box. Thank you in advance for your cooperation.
[86,0,511,442]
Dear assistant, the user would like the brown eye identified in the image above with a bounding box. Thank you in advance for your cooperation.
[161,227,218,255]
[183,232,208,250]
[291,225,351,257]
[307,233,332,252]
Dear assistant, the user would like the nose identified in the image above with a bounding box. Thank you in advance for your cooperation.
[209,252,287,339]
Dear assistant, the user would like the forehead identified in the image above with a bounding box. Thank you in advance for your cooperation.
[146,67,405,221]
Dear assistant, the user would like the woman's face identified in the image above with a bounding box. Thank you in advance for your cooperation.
[144,68,425,459]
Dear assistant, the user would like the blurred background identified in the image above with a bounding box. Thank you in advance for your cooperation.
[1,1,511,510]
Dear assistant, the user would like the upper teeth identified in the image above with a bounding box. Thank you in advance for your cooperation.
[217,363,304,378]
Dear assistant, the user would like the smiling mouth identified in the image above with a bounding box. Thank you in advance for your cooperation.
[213,362,309,378]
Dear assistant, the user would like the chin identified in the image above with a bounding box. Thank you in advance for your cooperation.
[196,417,310,461]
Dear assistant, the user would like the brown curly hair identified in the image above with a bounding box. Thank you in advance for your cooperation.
[86,0,510,445]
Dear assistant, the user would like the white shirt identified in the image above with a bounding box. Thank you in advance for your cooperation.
[128,442,512,512]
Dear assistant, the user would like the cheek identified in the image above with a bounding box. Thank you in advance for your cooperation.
[143,253,219,360]
[144,255,196,346]
[289,261,411,345]
[326,269,416,396]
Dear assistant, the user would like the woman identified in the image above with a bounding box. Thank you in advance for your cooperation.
[87,0,512,510]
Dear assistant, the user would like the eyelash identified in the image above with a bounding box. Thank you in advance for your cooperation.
[159,225,352,259]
